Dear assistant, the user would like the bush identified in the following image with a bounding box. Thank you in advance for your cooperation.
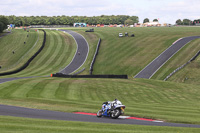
[0,16,9,33]
[0,22,3,33]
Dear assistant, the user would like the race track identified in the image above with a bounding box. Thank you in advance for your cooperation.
[58,30,89,74]
[0,104,200,128]
[0,32,200,128]
[134,36,200,79]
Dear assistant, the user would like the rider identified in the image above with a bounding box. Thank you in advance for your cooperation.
[102,99,122,111]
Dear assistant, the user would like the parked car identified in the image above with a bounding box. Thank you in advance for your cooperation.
[119,33,123,37]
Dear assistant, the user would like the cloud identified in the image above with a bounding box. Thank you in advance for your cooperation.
[0,0,200,24]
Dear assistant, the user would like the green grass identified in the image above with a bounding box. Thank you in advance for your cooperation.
[0,116,199,133]
[0,29,39,72]
[85,27,200,78]
[0,30,77,77]
[0,77,200,125]
[167,55,200,84]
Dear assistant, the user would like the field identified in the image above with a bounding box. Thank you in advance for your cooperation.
[1,116,200,133]
[0,27,200,132]
[0,29,40,73]
[0,77,200,125]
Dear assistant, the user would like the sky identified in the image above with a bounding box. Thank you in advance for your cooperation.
[0,0,200,24]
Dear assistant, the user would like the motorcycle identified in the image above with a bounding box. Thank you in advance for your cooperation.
[96,101,125,119]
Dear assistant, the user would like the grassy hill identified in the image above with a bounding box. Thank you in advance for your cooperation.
[0,27,200,132]
[0,77,200,125]
[88,27,200,79]
[0,29,39,73]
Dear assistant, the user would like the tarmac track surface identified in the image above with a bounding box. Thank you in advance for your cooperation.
[134,36,200,79]
[58,29,89,75]
[0,104,200,128]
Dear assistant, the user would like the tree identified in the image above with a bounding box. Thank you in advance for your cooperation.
[176,19,182,25]
[183,19,191,25]
[153,19,158,22]
[0,16,9,32]
[0,22,4,33]
[124,19,134,25]
[143,18,149,23]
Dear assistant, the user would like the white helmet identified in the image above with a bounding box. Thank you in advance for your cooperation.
[116,101,122,105]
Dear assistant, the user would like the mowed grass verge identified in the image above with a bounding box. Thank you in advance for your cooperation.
[0,116,199,133]
[0,30,77,78]
[0,29,39,73]
[0,77,200,125]
[167,55,200,84]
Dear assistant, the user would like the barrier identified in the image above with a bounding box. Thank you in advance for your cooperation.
[0,29,46,76]
[52,73,128,79]
[90,38,101,75]
[164,50,200,81]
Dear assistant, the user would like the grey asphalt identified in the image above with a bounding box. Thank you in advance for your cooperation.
[58,30,89,74]
[134,36,200,79]
[0,104,200,128]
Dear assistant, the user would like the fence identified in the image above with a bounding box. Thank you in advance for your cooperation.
[0,29,46,76]
[164,50,200,81]
[90,38,101,75]
[52,73,128,79]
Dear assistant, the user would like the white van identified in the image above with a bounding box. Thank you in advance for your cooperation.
[119,33,123,37]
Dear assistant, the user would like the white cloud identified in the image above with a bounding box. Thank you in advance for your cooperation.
[0,0,200,24]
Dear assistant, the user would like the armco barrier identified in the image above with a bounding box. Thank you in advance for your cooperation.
[164,50,200,81]
[90,38,101,75]
[52,73,128,79]
[0,29,46,76]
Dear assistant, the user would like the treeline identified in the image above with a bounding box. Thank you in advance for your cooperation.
[176,19,200,25]
[0,16,9,33]
[7,15,139,26]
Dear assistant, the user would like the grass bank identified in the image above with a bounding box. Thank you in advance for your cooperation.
[0,77,200,125]
[0,116,199,133]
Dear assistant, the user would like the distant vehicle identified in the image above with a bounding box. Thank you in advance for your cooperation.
[85,28,94,32]
[119,33,123,37]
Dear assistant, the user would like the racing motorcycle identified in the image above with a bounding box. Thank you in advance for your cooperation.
[96,100,125,119]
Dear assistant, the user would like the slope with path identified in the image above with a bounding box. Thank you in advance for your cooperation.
[58,30,89,75]
[134,36,200,79]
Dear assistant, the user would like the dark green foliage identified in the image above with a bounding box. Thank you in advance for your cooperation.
[153,19,158,22]
[6,15,139,26]
[176,19,182,25]
[143,18,149,23]
[0,22,3,33]
[0,16,9,33]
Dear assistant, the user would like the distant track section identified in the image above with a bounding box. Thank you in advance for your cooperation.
[134,36,200,79]
[59,30,89,75]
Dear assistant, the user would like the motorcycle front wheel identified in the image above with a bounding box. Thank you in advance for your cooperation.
[111,109,121,119]
[97,110,102,118]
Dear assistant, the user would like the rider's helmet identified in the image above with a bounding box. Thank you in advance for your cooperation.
[114,99,122,105]
[116,100,122,105]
